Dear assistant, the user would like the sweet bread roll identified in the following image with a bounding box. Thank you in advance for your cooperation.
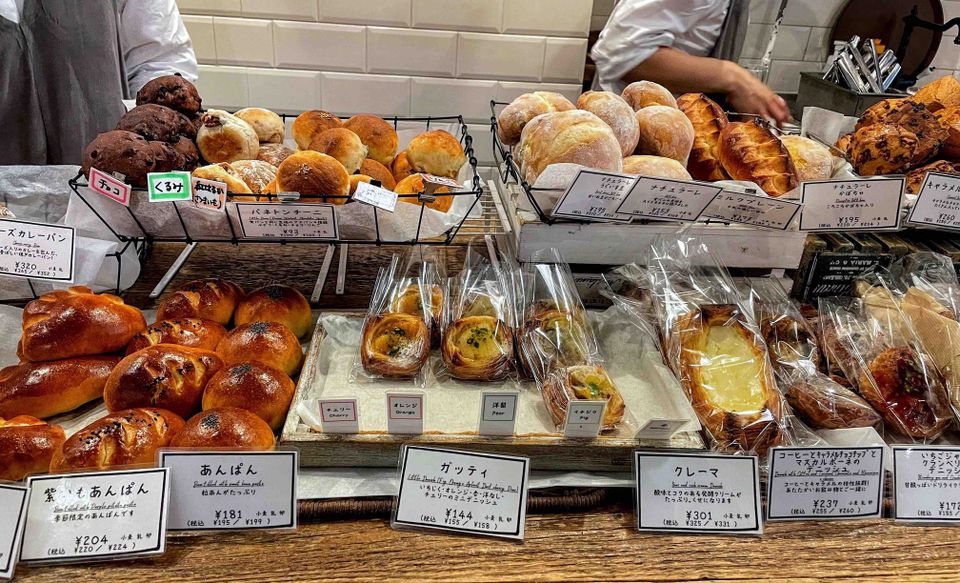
[496,91,575,146]
[442,315,513,380]
[81,130,170,187]
[343,114,398,166]
[936,106,960,159]
[276,151,350,200]
[395,173,453,213]
[360,312,430,377]
[104,345,224,418]
[196,109,260,164]
[307,128,368,174]
[676,93,729,181]
[849,124,919,176]
[392,150,415,182]
[117,104,195,143]
[914,75,960,112]
[542,364,625,431]
[136,74,202,115]
[292,110,343,150]
[257,143,295,167]
[0,357,119,419]
[0,416,65,481]
[233,107,284,144]
[350,174,372,194]
[202,362,295,430]
[172,135,201,170]
[172,407,275,450]
[235,284,312,338]
[718,120,799,196]
[780,135,834,182]
[518,110,623,184]
[906,160,960,194]
[577,91,641,156]
[20,287,146,362]
[126,318,228,354]
[156,278,245,325]
[634,105,695,165]
[50,408,185,472]
[229,159,278,194]
[193,162,253,194]
[622,81,677,111]
[359,158,397,190]
[622,155,692,179]
[405,130,467,179]
[217,321,303,375]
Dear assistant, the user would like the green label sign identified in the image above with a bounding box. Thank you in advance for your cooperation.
[147,171,192,201]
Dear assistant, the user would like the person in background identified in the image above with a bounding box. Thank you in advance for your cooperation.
[591,0,791,124]
[0,0,198,165]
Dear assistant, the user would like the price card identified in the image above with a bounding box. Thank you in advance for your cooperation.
[634,451,762,535]
[636,419,687,440]
[563,400,606,438]
[0,485,28,579]
[421,174,463,189]
[0,219,75,282]
[478,391,519,436]
[702,191,802,230]
[392,446,529,540]
[551,169,636,222]
[799,178,904,231]
[236,203,339,239]
[147,171,192,202]
[907,172,960,230]
[766,446,885,521]
[616,177,722,221]
[190,177,227,212]
[318,398,360,434]
[20,468,169,564]
[893,446,960,523]
[387,392,424,434]
[160,450,297,531]
[352,180,399,213]
[88,167,131,206]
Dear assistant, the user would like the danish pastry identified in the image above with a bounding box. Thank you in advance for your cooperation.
[360,312,430,378]
[442,315,514,380]
[542,364,625,431]
[676,93,729,181]
[521,309,590,379]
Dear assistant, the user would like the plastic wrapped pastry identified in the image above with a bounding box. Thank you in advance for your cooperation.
[542,364,625,431]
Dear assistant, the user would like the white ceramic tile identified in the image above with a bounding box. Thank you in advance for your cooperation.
[177,0,242,16]
[750,0,846,28]
[741,24,810,61]
[196,65,249,110]
[367,27,457,77]
[412,0,502,33]
[213,17,273,67]
[247,68,322,113]
[458,33,545,81]
[321,0,411,27]
[410,77,497,121]
[767,59,824,93]
[804,27,830,62]
[496,81,581,105]
[502,0,590,37]
[241,0,318,20]
[465,123,495,165]
[274,21,366,72]
[542,37,587,83]
[321,72,411,116]
[183,15,216,64]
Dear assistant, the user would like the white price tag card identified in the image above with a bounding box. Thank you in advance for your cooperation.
[478,391,519,436]
[88,167,131,206]
[563,400,606,439]
[387,392,424,435]
[907,172,960,230]
[190,177,227,212]
[766,446,885,521]
[634,451,762,535]
[702,191,802,230]
[636,419,687,440]
[352,181,399,213]
[160,450,297,531]
[799,178,904,231]
[393,446,529,540]
[147,171,192,202]
[0,485,28,579]
[236,203,339,239]
[551,169,636,222]
[21,468,169,564]
[0,219,75,282]
[616,177,722,221]
[318,398,360,434]
[893,446,960,523]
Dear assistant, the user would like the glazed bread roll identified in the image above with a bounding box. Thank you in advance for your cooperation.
[392,150,415,182]
[292,110,343,150]
[276,151,350,199]
[50,408,185,472]
[359,158,397,190]
[622,81,677,110]
[257,143,295,167]
[395,173,453,213]
[202,362,295,430]
[157,278,244,325]
[780,135,834,182]
[20,287,146,362]
[229,159,278,194]
[361,313,430,377]
[719,120,800,196]
[405,130,467,179]
[173,407,276,449]
[634,105,695,164]
[577,91,641,156]
[233,107,284,144]
[343,115,399,166]
[307,128,368,174]
[622,155,692,179]
[0,416,65,481]
[126,318,228,354]
[234,284,312,338]
[193,162,253,194]
[0,356,119,419]
[676,93,729,181]
[117,104,195,143]
[136,74,202,115]
[496,91,575,146]
[517,110,623,184]
[914,75,960,112]
[197,109,260,163]
[217,321,303,375]
[81,130,170,187]
[105,345,224,418]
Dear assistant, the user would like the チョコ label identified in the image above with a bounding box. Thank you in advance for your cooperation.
[318,398,360,434]
[766,446,885,521]
[190,177,227,212]
[20,468,169,563]
[0,219,75,282]
[563,400,606,439]
[0,485,27,579]
[387,392,424,434]
[907,172,960,231]
[616,177,722,221]
[702,191,802,230]
[635,451,762,534]
[147,171,192,202]
[478,391,519,436]
[392,446,529,540]
[893,446,960,523]
[159,450,297,531]
[551,169,636,222]
[352,181,399,213]
[88,167,131,206]
[235,203,339,239]
[799,178,904,231]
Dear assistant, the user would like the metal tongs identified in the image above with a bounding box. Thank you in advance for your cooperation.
[823,36,901,93]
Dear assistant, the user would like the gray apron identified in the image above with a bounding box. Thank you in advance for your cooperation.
[1,0,128,165]
[710,0,750,62]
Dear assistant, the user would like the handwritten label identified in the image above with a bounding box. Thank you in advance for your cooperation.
[551,169,635,222]
[634,451,762,534]
[393,446,529,540]
[0,219,75,282]
[20,468,169,564]
[190,177,227,212]
[88,167,131,206]
[318,398,360,434]
[387,392,424,435]
[160,450,297,531]
[766,446,884,521]
[799,178,904,231]
[0,485,27,579]
[563,400,605,439]
[703,191,802,230]
[893,446,960,523]
[636,419,687,440]
[616,177,722,221]
[236,203,339,239]
[352,181,399,213]
[907,172,960,230]
[147,171,192,202]
[478,391,519,436]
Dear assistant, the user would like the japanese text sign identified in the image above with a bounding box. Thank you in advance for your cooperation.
[800,178,904,231]
[0,219,75,282]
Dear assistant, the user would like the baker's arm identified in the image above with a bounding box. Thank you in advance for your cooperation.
[119,0,198,94]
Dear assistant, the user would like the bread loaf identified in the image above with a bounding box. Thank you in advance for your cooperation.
[392,150,415,182]
[849,124,919,176]
[577,91,641,156]
[496,91,575,146]
[343,115,398,166]
[126,318,228,354]
[136,74,201,115]
[622,155,692,179]
[192,162,253,194]
[358,158,397,190]
[633,105,695,165]
[197,110,260,164]
[257,143,295,168]
[233,107,284,144]
[517,110,623,184]
[914,75,960,112]
[395,173,453,213]
[622,81,677,110]
[859,99,946,165]
[0,357,119,419]
[718,120,799,197]
[405,130,467,179]
[157,278,244,325]
[307,128,368,174]
[292,110,343,150]
[234,284,312,338]
[781,135,834,182]
[676,93,729,181]
[217,321,303,375]
[276,151,350,199]
[202,362,295,430]
[0,416,65,481]
[229,159,278,194]
[172,407,275,450]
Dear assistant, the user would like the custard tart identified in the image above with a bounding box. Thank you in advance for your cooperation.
[542,364,625,431]
[360,312,430,377]
[442,316,514,380]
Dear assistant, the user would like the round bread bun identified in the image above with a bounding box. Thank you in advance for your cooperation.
[197,109,260,163]
[395,173,453,213]
[172,135,201,170]
[234,284,312,338]
[350,174,372,194]
[577,91,641,156]
[0,416,65,481]
[622,155,692,180]
[233,107,285,144]
[202,362,295,430]
[343,114,398,166]
[517,110,623,184]
[359,158,397,190]
[217,321,303,375]
[276,151,350,200]
[257,143,295,167]
[136,74,201,115]
[307,127,368,174]
[126,318,228,354]
[405,130,467,179]
[193,162,253,194]
[229,159,278,194]
[156,278,245,325]
[292,110,343,150]
[496,91,576,146]
[634,105,695,164]
[117,103,196,143]
[780,135,834,182]
[622,81,677,110]
[81,130,168,187]
[172,407,275,450]
[392,150,414,182]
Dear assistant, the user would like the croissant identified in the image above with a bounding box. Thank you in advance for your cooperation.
[542,364,625,431]
[360,312,430,377]
[718,120,799,197]
[442,316,514,380]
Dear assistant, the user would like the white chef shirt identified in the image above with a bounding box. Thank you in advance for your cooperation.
[0,0,197,93]
[591,0,730,94]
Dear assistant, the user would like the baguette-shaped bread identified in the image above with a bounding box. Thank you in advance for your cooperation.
[126,318,228,354]
[676,93,729,181]
[0,356,121,419]
[0,416,65,481]
[718,120,799,197]
[441,315,514,381]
